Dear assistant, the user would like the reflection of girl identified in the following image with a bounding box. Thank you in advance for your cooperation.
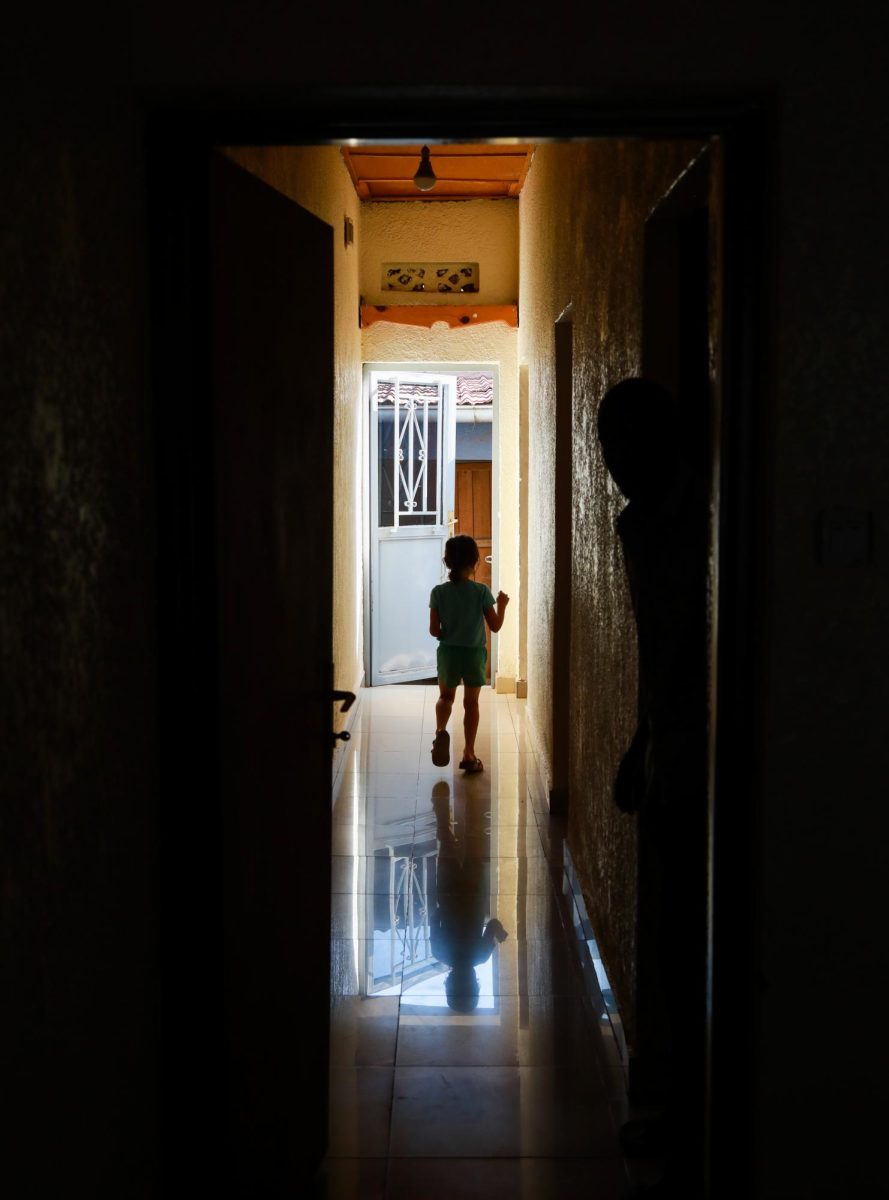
[429,784,508,1012]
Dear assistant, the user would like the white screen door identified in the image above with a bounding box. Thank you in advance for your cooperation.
[369,371,455,685]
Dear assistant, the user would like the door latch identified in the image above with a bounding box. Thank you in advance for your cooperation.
[331,689,356,749]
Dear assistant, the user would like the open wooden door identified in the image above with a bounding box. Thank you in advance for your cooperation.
[454,461,493,681]
[210,152,334,1192]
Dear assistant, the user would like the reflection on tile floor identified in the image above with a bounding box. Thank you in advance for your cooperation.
[317,685,635,1199]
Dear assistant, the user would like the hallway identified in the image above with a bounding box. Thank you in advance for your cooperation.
[318,684,651,1198]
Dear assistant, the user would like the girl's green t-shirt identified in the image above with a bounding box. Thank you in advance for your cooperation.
[429,580,496,648]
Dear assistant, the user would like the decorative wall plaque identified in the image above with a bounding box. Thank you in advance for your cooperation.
[382,262,479,293]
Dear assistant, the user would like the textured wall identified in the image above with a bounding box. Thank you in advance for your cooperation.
[362,320,520,680]
[360,198,518,306]
[224,147,364,721]
[1,94,160,1190]
[519,140,705,1036]
[751,80,889,1194]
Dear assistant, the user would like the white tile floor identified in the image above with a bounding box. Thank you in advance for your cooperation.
[316,684,655,1199]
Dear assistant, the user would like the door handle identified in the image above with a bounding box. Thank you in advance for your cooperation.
[484,555,493,564]
[331,690,355,749]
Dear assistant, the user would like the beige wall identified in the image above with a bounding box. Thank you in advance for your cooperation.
[362,199,520,683]
[519,140,704,1034]
[360,198,518,305]
[223,147,365,723]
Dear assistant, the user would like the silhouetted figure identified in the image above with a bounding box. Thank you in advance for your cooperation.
[429,782,508,1011]
[597,378,709,1200]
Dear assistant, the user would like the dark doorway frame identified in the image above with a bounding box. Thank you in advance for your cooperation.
[146,86,773,1200]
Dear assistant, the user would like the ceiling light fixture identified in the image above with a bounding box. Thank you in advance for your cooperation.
[413,145,437,192]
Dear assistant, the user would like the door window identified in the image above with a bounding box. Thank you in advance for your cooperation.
[375,379,442,528]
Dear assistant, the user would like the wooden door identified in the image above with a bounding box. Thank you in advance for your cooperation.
[211,152,334,1192]
[454,460,493,681]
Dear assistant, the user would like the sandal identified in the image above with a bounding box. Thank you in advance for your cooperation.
[431,730,450,766]
[459,757,484,773]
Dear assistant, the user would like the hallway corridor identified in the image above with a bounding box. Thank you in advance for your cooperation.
[317,684,649,1198]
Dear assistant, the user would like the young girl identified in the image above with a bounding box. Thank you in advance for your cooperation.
[428,534,509,771]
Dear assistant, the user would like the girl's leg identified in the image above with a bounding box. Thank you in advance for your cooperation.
[436,684,456,732]
[462,686,481,760]
[432,684,456,766]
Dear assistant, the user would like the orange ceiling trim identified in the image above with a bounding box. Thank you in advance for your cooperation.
[361,304,518,330]
[342,145,534,202]
[361,181,517,201]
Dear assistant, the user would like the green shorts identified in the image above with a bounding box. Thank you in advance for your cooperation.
[437,643,488,688]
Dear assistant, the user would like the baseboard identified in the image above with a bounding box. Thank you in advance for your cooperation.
[561,843,630,1077]
[522,703,553,803]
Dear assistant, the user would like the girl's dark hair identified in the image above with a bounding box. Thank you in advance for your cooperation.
[444,534,479,582]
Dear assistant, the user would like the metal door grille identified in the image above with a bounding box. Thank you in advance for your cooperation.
[378,381,442,526]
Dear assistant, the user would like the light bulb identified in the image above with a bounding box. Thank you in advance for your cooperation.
[413,145,437,192]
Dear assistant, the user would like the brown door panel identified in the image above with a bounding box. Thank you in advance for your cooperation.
[211,152,333,1188]
[455,460,493,681]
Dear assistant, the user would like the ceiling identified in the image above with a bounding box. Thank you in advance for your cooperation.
[341,144,535,202]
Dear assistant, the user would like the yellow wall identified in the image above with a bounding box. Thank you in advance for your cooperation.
[360,198,518,305]
[361,199,520,684]
[222,146,364,727]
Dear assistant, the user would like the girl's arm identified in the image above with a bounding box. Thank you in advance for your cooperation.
[429,608,441,637]
[484,590,510,632]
